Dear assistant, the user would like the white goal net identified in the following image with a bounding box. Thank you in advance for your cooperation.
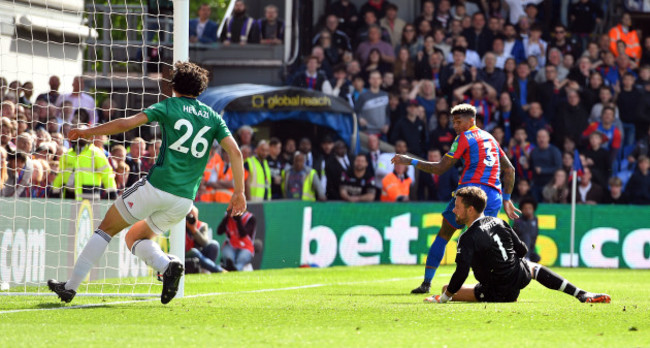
[0,0,187,298]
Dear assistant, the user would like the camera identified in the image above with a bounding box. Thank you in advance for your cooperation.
[186,213,196,225]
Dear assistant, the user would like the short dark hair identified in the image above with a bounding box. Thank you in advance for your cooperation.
[171,61,210,97]
[451,45,466,55]
[519,196,538,211]
[456,186,487,213]
[269,137,281,146]
[450,103,477,118]
[7,150,27,164]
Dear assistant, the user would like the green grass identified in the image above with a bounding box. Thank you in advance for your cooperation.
[1,266,648,347]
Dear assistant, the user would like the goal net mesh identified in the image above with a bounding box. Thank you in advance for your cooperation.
[0,0,177,297]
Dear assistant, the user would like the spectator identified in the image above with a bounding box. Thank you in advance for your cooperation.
[542,168,569,203]
[435,0,453,29]
[625,155,650,204]
[365,134,382,175]
[549,24,582,61]
[351,74,367,103]
[340,153,376,202]
[494,92,520,144]
[325,140,351,200]
[628,127,650,164]
[415,52,443,94]
[535,65,566,124]
[237,125,254,147]
[582,106,622,156]
[356,25,395,64]
[125,137,147,187]
[356,70,389,137]
[396,24,420,60]
[113,159,129,195]
[417,148,458,201]
[220,0,260,45]
[356,11,391,47]
[203,148,241,203]
[390,100,426,157]
[317,30,342,68]
[0,146,6,191]
[571,166,604,204]
[478,52,506,95]
[0,151,32,197]
[617,72,643,146]
[15,132,33,155]
[603,176,629,204]
[589,86,620,125]
[199,145,222,202]
[523,102,549,145]
[379,3,405,49]
[441,46,472,100]
[217,210,257,271]
[244,140,271,202]
[530,129,562,200]
[445,35,481,68]
[380,163,411,202]
[641,37,650,67]
[414,0,435,30]
[291,56,332,93]
[462,12,493,57]
[409,79,437,126]
[185,207,224,273]
[490,37,512,70]
[376,139,415,188]
[360,0,390,20]
[553,89,589,147]
[569,0,603,47]
[326,1,358,38]
[36,75,60,105]
[510,62,538,117]
[509,127,534,181]
[189,3,218,44]
[55,76,96,124]
[582,131,611,188]
[523,24,547,70]
[313,135,334,191]
[432,27,451,59]
[567,57,593,89]
[454,81,498,130]
[513,177,534,205]
[361,48,392,83]
[258,5,284,45]
[267,137,283,199]
[282,151,326,201]
[313,14,353,54]
[281,138,296,165]
[394,47,415,81]
[453,0,480,17]
[428,111,455,153]
[513,196,541,262]
[535,48,569,84]
[608,12,641,61]
[329,65,352,102]
[19,81,33,106]
[141,138,160,173]
[502,23,526,64]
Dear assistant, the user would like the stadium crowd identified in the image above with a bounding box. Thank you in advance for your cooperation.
[1,0,650,207]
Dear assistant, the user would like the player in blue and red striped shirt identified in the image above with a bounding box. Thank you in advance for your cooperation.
[392,103,521,294]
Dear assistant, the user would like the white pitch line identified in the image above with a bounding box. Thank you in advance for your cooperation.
[0,274,451,315]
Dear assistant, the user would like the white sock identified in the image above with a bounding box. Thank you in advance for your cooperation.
[131,239,170,273]
[65,229,112,291]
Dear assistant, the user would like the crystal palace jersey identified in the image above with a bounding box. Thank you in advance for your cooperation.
[143,97,232,199]
[445,125,504,192]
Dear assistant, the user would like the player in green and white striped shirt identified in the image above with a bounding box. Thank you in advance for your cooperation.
[48,62,247,304]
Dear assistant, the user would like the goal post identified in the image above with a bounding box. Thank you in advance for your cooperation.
[169,0,190,299]
[0,0,190,298]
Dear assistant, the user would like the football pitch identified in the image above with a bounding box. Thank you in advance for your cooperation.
[1,265,648,347]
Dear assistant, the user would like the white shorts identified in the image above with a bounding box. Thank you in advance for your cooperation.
[115,178,193,235]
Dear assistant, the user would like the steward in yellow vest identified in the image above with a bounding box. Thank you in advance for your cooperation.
[52,136,117,200]
[281,152,326,201]
[244,140,271,202]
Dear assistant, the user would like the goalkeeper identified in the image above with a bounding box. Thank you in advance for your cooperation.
[48,62,247,304]
[425,186,610,304]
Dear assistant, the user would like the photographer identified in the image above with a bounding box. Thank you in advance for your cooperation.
[217,210,256,271]
[186,206,225,273]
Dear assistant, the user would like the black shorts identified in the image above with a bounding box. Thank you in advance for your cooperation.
[474,259,533,303]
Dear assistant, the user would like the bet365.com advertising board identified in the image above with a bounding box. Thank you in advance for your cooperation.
[1,200,648,289]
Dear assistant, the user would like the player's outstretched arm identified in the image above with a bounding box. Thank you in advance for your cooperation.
[68,113,149,140]
[220,135,246,217]
[391,154,458,175]
[499,152,521,220]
